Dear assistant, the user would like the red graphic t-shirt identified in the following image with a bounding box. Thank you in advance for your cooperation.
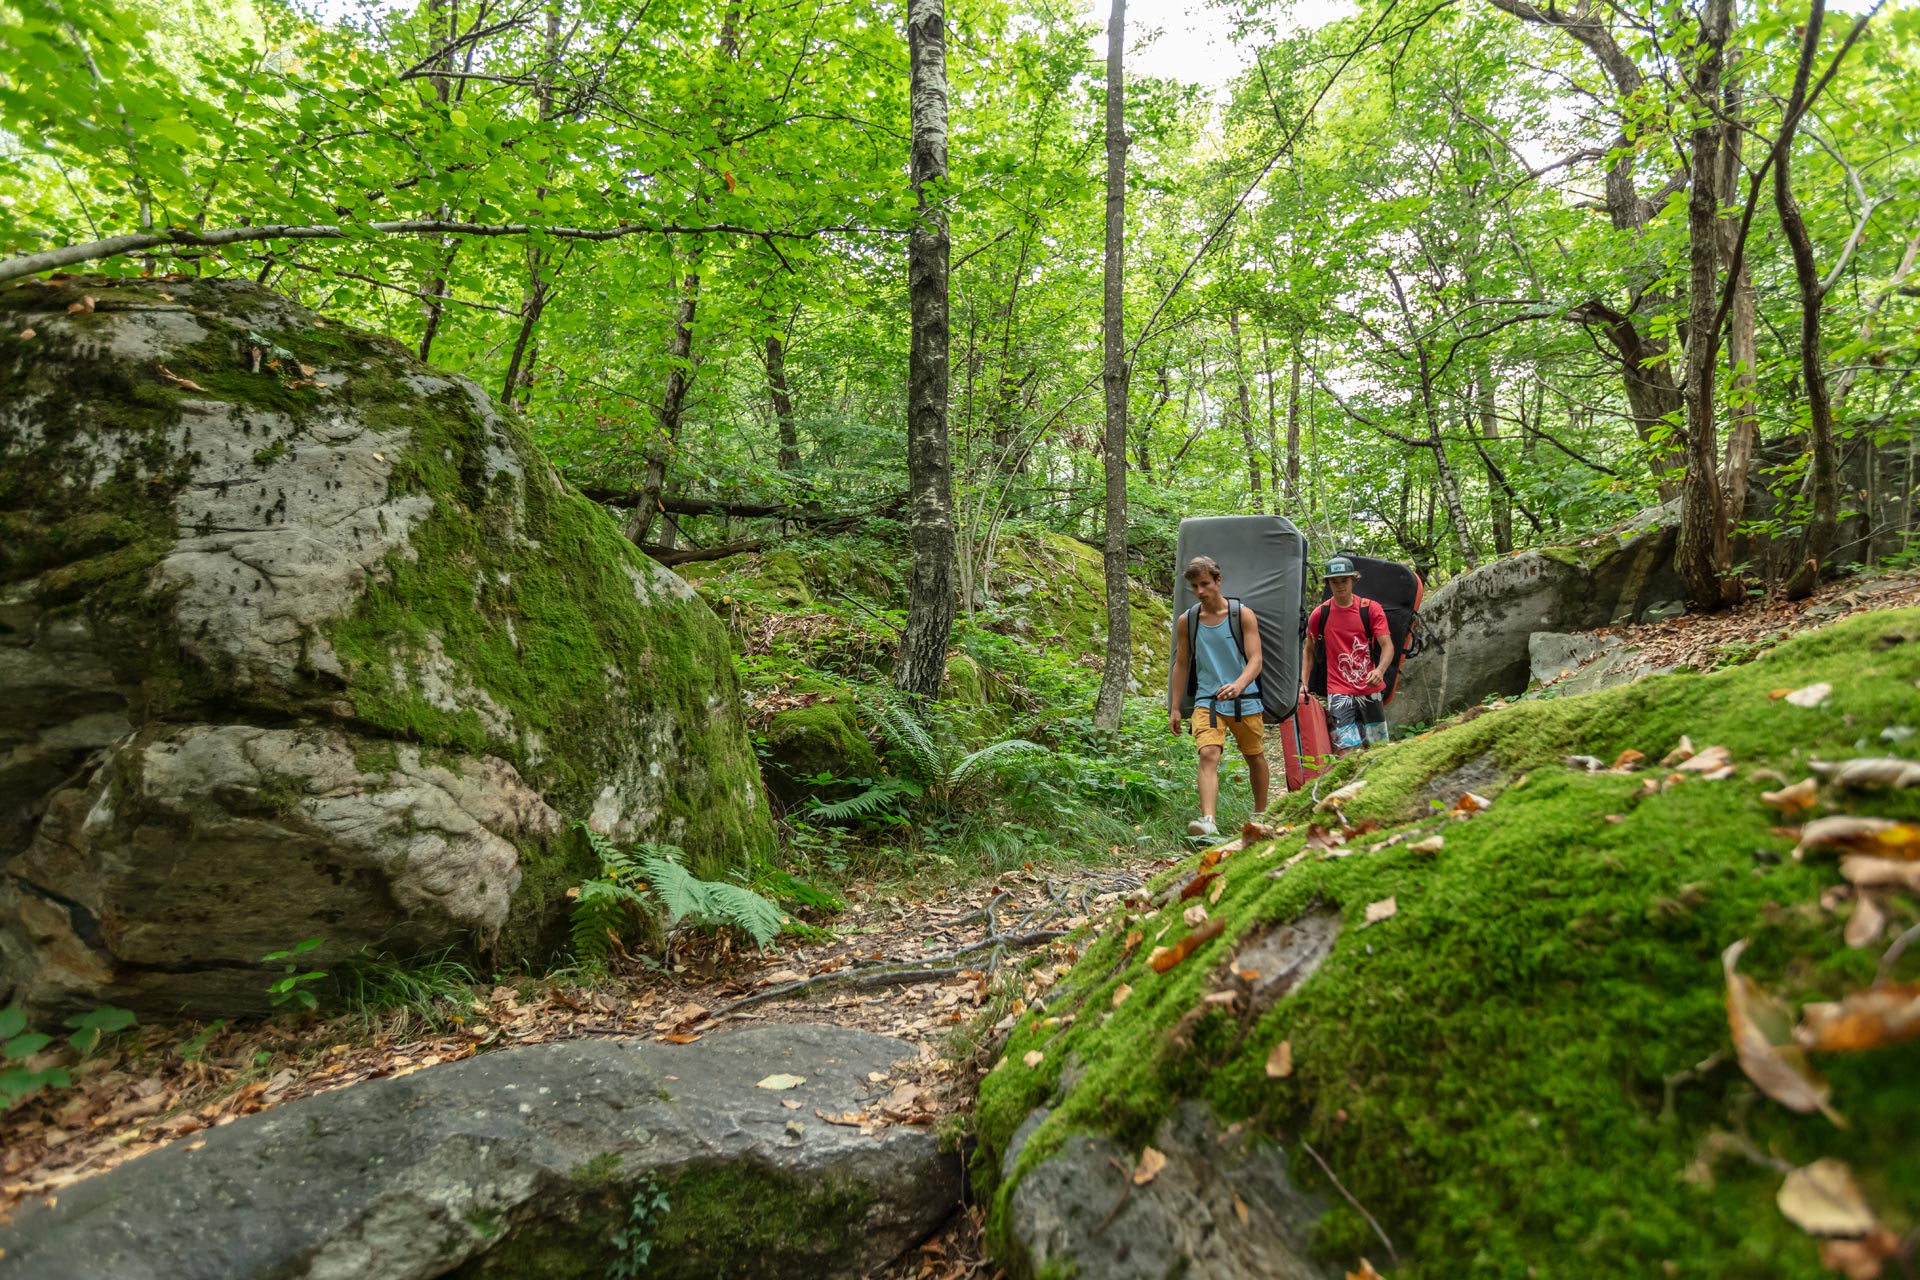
[1310,597,1390,697]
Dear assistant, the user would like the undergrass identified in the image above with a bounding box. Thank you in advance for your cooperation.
[978,607,1920,1280]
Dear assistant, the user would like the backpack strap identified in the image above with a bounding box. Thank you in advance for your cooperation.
[1183,605,1201,701]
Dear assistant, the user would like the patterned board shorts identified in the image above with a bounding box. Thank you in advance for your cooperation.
[1326,692,1390,750]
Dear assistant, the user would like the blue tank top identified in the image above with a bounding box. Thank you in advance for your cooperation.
[1194,614,1258,713]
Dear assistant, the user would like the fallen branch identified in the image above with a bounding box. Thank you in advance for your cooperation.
[1302,1141,1399,1266]
[710,928,1065,1017]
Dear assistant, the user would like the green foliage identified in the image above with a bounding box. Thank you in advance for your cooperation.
[868,697,1048,806]
[1,1004,136,1109]
[608,1177,671,1280]
[261,939,327,1013]
[330,950,481,1034]
[804,775,922,824]
[634,847,784,949]
[572,825,654,972]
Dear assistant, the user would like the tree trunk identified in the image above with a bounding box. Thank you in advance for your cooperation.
[1478,370,1512,555]
[1258,325,1282,503]
[766,326,799,472]
[1672,0,1737,610]
[1717,59,1759,525]
[1778,0,1839,600]
[417,0,456,364]
[1091,0,1131,731]
[625,264,701,546]
[894,0,957,700]
[1226,311,1262,513]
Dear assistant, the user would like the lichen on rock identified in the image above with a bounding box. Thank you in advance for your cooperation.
[0,277,772,1015]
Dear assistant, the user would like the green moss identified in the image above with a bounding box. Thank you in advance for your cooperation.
[992,531,1169,687]
[568,1152,626,1189]
[759,550,813,607]
[761,683,880,803]
[979,608,1920,1279]
[943,653,990,707]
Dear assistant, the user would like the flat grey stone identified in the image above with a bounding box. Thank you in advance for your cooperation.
[0,1024,959,1280]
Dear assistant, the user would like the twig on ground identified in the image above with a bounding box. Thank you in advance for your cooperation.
[710,929,1064,1018]
[1094,1155,1135,1236]
[1302,1141,1399,1265]
[1879,921,1920,985]
[1660,1050,1728,1121]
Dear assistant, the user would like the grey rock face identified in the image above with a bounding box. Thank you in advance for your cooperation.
[0,1024,960,1280]
[1,277,772,1014]
[1003,1100,1333,1280]
[1390,519,1686,726]
[1528,631,1674,698]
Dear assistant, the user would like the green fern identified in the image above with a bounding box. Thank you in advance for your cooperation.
[569,824,653,970]
[867,696,1047,805]
[806,776,922,823]
[634,847,783,947]
[950,737,1048,787]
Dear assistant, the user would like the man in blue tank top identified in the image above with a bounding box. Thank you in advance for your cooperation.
[1167,556,1268,838]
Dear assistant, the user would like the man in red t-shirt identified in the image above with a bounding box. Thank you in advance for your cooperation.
[1298,555,1395,754]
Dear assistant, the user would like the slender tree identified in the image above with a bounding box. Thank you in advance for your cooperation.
[895,0,958,700]
[1092,0,1131,730]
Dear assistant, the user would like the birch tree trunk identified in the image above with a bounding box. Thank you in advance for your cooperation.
[1717,60,1759,524]
[1478,370,1512,555]
[1227,311,1263,513]
[1091,0,1131,730]
[894,0,958,700]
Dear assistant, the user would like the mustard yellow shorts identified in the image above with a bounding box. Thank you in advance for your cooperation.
[1191,705,1264,754]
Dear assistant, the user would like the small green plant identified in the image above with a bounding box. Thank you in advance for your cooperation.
[263,938,328,1012]
[331,949,480,1032]
[573,826,786,962]
[608,1176,671,1279]
[1,1004,136,1108]
[573,825,657,971]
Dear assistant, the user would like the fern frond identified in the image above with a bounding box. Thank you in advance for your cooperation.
[806,777,922,823]
[870,699,944,783]
[569,878,647,969]
[950,738,1048,787]
[700,883,783,947]
[635,847,783,947]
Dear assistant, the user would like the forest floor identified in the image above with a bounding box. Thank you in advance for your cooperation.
[5,565,1918,1273]
[0,848,1175,1278]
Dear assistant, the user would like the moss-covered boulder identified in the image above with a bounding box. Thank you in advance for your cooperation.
[979,608,1920,1279]
[993,532,1171,691]
[0,277,771,1015]
[760,682,880,806]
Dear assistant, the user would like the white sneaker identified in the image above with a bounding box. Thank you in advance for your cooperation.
[1186,815,1218,838]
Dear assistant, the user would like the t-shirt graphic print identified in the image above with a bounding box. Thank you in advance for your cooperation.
[1311,597,1390,698]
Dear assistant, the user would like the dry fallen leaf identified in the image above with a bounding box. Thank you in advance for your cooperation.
[755,1073,806,1090]
[1208,876,1226,906]
[1363,897,1398,927]
[17,327,35,340]
[660,1032,701,1044]
[1023,1050,1045,1068]
[1241,820,1279,843]
[1132,1146,1166,1185]
[1124,930,1143,955]
[1265,1040,1293,1079]
[155,365,205,392]
[1762,778,1819,817]
[1795,983,1920,1053]
[1408,835,1445,855]
[1233,1194,1250,1227]
[1797,817,1920,862]
[1183,904,1209,928]
[1613,748,1646,770]
[1819,1229,1902,1279]
[1785,682,1834,708]
[1150,919,1225,973]
[1662,735,1696,766]
[1112,983,1132,1008]
[1179,873,1218,902]
[1347,1262,1385,1280]
[67,295,95,314]
[1812,757,1920,790]
[1839,856,1920,893]
[1777,1158,1876,1237]
[1451,792,1491,815]
[1315,779,1367,812]
[1844,894,1886,949]
[1722,939,1845,1126]
[1677,745,1733,774]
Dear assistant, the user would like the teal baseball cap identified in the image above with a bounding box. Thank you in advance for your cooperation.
[1323,555,1359,579]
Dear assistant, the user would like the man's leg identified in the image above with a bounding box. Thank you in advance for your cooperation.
[1246,748,1270,813]
[1197,744,1222,817]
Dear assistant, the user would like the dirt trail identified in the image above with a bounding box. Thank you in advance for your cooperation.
[0,850,1174,1278]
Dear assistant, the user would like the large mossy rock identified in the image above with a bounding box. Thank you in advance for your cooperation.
[1389,513,1685,726]
[993,531,1170,692]
[0,277,771,1015]
[0,1024,960,1280]
[978,609,1920,1279]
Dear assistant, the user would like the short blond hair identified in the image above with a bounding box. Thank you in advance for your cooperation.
[1182,555,1222,583]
